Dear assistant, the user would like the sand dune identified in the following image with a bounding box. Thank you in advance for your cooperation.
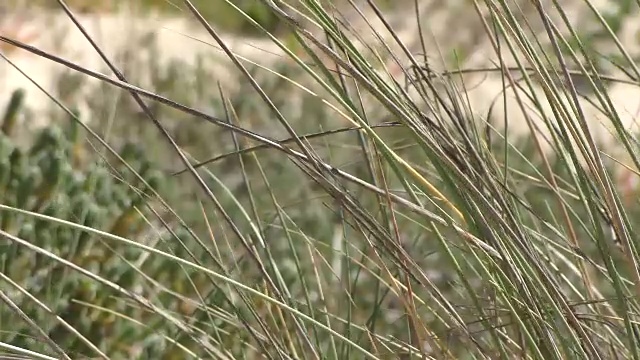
[0,11,293,124]
[1,2,639,179]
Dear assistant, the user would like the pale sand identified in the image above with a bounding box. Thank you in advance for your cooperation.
[1,11,292,123]
[1,1,640,185]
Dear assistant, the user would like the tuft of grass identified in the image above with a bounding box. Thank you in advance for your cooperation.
[2,0,640,359]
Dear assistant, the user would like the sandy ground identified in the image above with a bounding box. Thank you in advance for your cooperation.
[1,1,640,176]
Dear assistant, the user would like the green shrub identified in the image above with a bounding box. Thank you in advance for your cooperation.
[0,90,189,358]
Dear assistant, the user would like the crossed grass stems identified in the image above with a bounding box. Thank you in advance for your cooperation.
[1,0,640,358]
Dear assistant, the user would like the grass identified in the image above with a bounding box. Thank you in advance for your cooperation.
[2,0,640,359]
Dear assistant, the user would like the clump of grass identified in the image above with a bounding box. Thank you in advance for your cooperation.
[2,0,640,359]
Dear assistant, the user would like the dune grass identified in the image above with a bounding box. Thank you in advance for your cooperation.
[1,0,640,359]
